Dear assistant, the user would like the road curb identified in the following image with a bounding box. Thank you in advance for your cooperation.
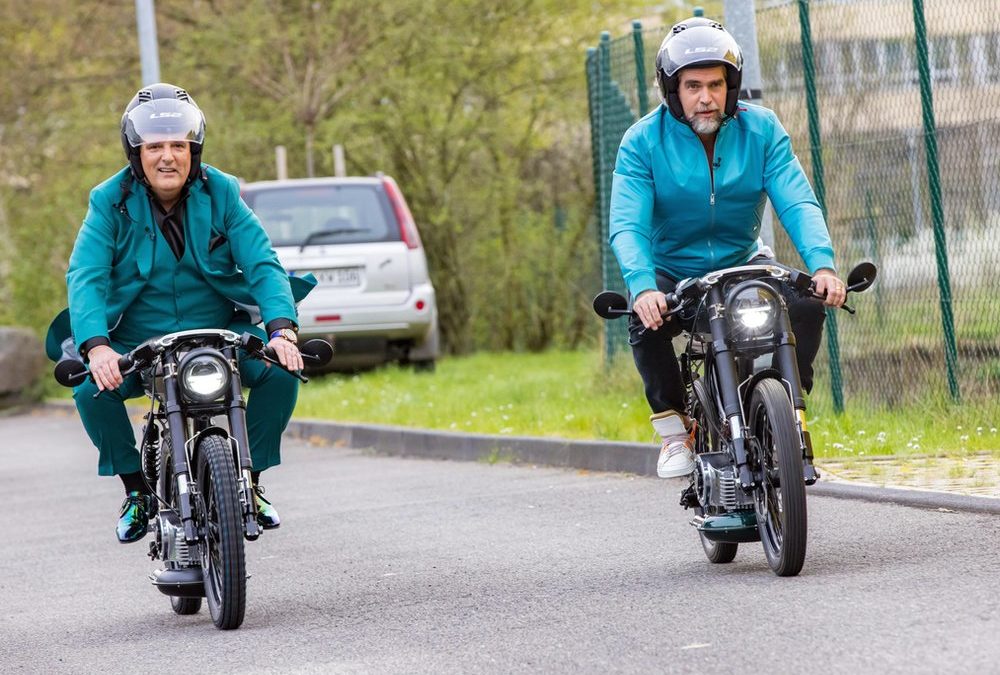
[285,418,1000,515]
[35,402,1000,514]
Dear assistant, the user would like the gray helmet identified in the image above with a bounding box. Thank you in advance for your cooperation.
[655,17,743,121]
[120,83,205,185]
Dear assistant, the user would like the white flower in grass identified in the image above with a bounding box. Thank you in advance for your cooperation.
[449,422,457,429]
[956,425,963,431]
[564,414,575,421]
[992,428,998,434]
[912,444,920,450]
[857,430,866,436]
[960,435,969,442]
[976,426,983,433]
[502,415,509,421]
[621,403,629,409]
[876,431,887,443]
[832,442,845,450]
[500,427,513,434]
[470,411,477,417]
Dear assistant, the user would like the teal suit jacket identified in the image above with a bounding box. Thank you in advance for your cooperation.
[46,164,315,361]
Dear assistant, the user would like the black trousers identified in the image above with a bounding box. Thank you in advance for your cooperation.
[628,265,827,415]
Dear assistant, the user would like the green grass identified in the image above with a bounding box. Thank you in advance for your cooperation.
[47,348,999,458]
[804,393,999,459]
[294,351,656,443]
[295,350,1000,458]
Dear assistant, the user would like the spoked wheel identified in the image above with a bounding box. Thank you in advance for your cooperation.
[748,379,807,577]
[159,436,203,615]
[196,435,246,629]
[690,378,738,564]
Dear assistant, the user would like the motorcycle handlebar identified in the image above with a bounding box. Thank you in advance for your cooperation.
[54,334,334,388]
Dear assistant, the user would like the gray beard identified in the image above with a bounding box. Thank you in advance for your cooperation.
[689,113,721,135]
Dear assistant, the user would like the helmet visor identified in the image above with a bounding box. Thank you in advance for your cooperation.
[123,99,205,148]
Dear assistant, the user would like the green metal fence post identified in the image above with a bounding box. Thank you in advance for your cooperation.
[864,190,885,321]
[798,0,844,413]
[597,32,616,365]
[632,21,649,116]
[912,0,961,402]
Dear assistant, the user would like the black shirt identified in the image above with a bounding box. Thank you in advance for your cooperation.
[149,190,188,261]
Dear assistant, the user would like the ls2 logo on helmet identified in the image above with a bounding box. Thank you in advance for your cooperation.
[149,112,184,119]
[684,46,719,54]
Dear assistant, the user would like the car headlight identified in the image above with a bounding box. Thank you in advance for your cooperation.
[178,350,231,402]
[726,281,781,336]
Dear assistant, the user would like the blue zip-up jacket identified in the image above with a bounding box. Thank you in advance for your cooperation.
[609,102,835,299]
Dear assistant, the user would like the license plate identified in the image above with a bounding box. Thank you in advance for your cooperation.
[312,267,362,287]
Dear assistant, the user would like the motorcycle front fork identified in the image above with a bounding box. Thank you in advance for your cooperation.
[701,288,819,492]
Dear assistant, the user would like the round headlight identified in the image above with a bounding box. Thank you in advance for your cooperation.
[727,282,780,335]
[179,353,230,402]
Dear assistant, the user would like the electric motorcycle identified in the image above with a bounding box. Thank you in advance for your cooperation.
[594,261,877,576]
[55,330,332,628]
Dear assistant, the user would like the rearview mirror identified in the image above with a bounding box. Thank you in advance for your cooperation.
[593,291,629,320]
[300,339,334,366]
[54,359,87,387]
[846,262,878,293]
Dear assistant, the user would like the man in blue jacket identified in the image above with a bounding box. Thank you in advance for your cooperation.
[48,84,312,542]
[609,18,847,479]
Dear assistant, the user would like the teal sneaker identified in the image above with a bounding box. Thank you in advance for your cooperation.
[116,491,151,543]
[254,485,281,530]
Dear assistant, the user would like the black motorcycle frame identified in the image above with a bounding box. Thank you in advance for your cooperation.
[136,330,266,545]
[671,266,818,492]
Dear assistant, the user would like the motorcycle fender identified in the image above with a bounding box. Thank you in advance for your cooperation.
[187,426,234,468]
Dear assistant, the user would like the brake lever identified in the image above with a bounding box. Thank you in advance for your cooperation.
[256,349,309,383]
[635,303,684,337]
[808,289,856,315]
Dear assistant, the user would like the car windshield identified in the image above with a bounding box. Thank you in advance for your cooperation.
[244,185,397,247]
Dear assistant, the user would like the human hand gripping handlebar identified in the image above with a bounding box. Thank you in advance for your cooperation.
[54,332,334,389]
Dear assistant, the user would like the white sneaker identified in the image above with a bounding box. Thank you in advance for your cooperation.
[651,410,695,478]
[657,436,695,478]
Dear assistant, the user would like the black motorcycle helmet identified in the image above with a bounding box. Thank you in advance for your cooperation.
[655,17,744,122]
[120,83,206,185]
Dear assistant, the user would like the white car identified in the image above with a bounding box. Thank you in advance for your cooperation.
[241,175,439,371]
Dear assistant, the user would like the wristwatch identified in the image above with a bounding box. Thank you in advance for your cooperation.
[269,328,298,344]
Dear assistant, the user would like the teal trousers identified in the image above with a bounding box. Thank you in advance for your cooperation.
[73,322,298,477]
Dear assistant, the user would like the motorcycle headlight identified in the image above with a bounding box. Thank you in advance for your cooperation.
[178,350,231,402]
[726,282,781,336]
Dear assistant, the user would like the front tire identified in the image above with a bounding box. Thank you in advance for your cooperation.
[196,435,246,629]
[749,379,807,577]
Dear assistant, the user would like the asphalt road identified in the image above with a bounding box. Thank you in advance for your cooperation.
[2,409,998,674]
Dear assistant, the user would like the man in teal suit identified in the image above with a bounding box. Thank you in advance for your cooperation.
[49,83,314,542]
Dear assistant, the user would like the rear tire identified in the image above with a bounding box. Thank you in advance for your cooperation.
[196,435,246,629]
[699,533,738,564]
[170,596,202,615]
[749,379,807,577]
[690,379,737,563]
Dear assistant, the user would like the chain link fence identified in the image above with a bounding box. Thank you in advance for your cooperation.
[586,0,1000,411]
